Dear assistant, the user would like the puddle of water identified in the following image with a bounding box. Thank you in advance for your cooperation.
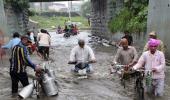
[49,31,91,47]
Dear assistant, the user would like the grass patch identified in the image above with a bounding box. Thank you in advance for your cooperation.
[30,16,90,29]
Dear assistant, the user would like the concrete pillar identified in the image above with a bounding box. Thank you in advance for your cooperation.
[4,2,29,35]
[147,0,170,58]
[90,0,124,40]
[91,0,110,39]
[0,0,8,35]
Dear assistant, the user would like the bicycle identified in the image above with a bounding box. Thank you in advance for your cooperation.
[133,69,145,100]
[34,75,43,99]
[110,64,130,88]
[18,74,43,99]
[132,69,155,100]
[32,69,58,98]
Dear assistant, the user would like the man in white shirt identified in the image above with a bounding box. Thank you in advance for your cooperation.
[68,39,96,73]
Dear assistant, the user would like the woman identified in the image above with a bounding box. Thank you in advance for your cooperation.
[37,29,51,60]
[27,31,36,54]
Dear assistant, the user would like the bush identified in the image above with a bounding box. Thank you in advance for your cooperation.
[108,0,148,33]
[5,0,29,13]
[30,16,89,29]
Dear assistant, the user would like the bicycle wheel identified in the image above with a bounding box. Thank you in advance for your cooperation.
[138,87,144,100]
[135,81,144,100]
[120,78,125,88]
[121,72,127,88]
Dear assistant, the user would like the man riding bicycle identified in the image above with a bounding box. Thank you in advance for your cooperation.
[68,39,96,73]
[133,38,165,97]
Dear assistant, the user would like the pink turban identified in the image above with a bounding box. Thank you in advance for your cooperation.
[148,38,160,47]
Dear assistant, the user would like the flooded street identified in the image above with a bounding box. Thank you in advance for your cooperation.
[0,30,170,100]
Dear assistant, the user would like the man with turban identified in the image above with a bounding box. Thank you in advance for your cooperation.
[133,38,165,96]
[143,31,165,53]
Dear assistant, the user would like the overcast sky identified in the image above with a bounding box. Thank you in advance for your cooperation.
[31,0,89,8]
[54,0,88,7]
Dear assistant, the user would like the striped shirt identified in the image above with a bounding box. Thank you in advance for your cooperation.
[10,42,36,73]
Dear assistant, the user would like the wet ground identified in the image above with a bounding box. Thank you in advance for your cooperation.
[0,30,170,100]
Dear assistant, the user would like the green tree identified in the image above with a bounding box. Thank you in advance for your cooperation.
[4,0,30,13]
[81,1,91,17]
[108,0,149,33]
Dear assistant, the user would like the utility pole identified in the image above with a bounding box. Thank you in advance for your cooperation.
[68,1,72,21]
[40,0,43,15]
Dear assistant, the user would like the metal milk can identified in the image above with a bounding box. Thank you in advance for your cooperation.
[47,69,56,79]
[18,83,34,99]
[42,73,58,96]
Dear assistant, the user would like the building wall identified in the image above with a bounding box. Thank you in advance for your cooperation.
[90,0,124,40]
[147,0,170,59]
[91,0,110,40]
[3,2,29,36]
[90,0,147,47]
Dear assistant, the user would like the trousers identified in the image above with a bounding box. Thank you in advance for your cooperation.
[10,71,29,93]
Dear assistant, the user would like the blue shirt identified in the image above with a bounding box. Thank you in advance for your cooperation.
[2,38,21,49]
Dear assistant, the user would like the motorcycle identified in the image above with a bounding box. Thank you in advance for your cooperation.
[63,32,71,38]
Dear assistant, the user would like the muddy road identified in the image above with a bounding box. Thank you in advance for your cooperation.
[0,31,169,100]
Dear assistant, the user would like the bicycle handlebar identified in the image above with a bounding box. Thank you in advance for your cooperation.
[114,65,125,67]
[68,61,77,64]
[68,61,95,65]
[112,64,126,68]
[135,69,153,75]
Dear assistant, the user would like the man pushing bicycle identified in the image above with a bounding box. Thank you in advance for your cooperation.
[133,38,165,97]
[110,38,138,74]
